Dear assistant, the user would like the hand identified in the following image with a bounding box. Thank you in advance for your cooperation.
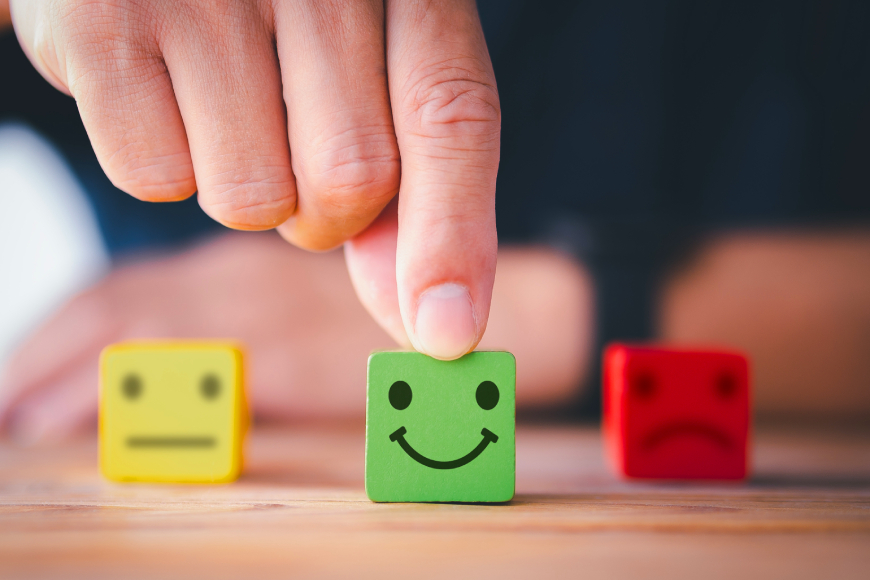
[10,0,499,361]
[0,233,396,441]
[0,234,593,442]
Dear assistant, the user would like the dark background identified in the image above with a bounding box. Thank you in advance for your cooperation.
[3,1,870,412]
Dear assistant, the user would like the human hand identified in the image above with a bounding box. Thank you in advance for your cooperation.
[10,0,499,360]
[0,233,397,441]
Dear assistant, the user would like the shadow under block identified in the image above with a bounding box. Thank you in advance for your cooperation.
[602,343,749,480]
[100,342,248,483]
[366,351,516,503]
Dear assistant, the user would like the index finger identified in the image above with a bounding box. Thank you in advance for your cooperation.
[385,0,499,360]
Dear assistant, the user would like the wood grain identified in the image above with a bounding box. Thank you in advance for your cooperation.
[1,423,868,579]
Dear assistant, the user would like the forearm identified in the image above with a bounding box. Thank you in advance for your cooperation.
[659,229,870,420]
[480,247,595,409]
[0,232,595,440]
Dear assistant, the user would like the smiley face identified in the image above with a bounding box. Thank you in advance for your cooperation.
[365,351,516,503]
[387,379,501,469]
[100,342,247,483]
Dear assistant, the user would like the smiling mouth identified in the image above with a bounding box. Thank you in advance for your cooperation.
[642,422,732,451]
[127,436,216,448]
[389,426,498,470]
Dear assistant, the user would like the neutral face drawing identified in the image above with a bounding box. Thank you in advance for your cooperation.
[100,343,246,483]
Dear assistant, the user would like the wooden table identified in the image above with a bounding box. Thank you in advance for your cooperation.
[1,423,868,579]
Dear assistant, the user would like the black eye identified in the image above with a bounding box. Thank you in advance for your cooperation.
[716,373,737,398]
[476,381,499,410]
[201,374,221,400]
[122,374,142,400]
[389,381,412,410]
[632,372,656,399]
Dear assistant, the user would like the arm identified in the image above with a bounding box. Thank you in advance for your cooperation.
[0,235,593,441]
[660,229,870,419]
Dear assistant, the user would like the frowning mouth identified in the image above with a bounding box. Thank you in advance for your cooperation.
[389,426,498,469]
[127,436,216,448]
[642,422,732,451]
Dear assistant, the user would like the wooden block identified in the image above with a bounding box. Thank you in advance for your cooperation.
[99,342,248,483]
[603,343,750,480]
[366,351,516,503]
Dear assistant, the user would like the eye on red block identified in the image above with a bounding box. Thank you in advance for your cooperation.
[602,344,750,480]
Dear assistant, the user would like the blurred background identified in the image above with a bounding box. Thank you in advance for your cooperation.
[1,0,869,442]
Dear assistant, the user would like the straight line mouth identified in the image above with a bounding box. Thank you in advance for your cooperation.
[127,437,216,448]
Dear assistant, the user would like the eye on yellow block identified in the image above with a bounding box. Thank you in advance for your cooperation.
[99,342,248,483]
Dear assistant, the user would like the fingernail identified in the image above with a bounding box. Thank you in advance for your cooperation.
[414,283,477,360]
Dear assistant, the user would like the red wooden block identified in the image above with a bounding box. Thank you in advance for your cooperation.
[602,344,750,480]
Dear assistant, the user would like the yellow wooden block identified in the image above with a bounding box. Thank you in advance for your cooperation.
[99,342,248,483]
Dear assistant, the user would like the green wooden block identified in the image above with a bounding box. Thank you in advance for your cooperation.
[365,351,516,503]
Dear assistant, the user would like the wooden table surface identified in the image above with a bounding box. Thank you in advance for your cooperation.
[1,422,869,579]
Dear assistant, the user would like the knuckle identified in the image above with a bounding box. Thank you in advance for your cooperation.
[304,129,400,213]
[277,227,344,253]
[105,143,196,201]
[30,0,142,90]
[112,174,197,203]
[201,162,297,229]
[57,0,146,54]
[402,58,501,139]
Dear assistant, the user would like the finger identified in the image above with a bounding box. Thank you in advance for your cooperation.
[344,198,409,346]
[161,2,296,230]
[275,0,400,250]
[9,0,71,95]
[7,362,98,444]
[0,291,117,427]
[13,1,197,200]
[386,0,500,359]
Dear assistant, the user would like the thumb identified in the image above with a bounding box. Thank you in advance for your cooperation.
[344,198,409,348]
